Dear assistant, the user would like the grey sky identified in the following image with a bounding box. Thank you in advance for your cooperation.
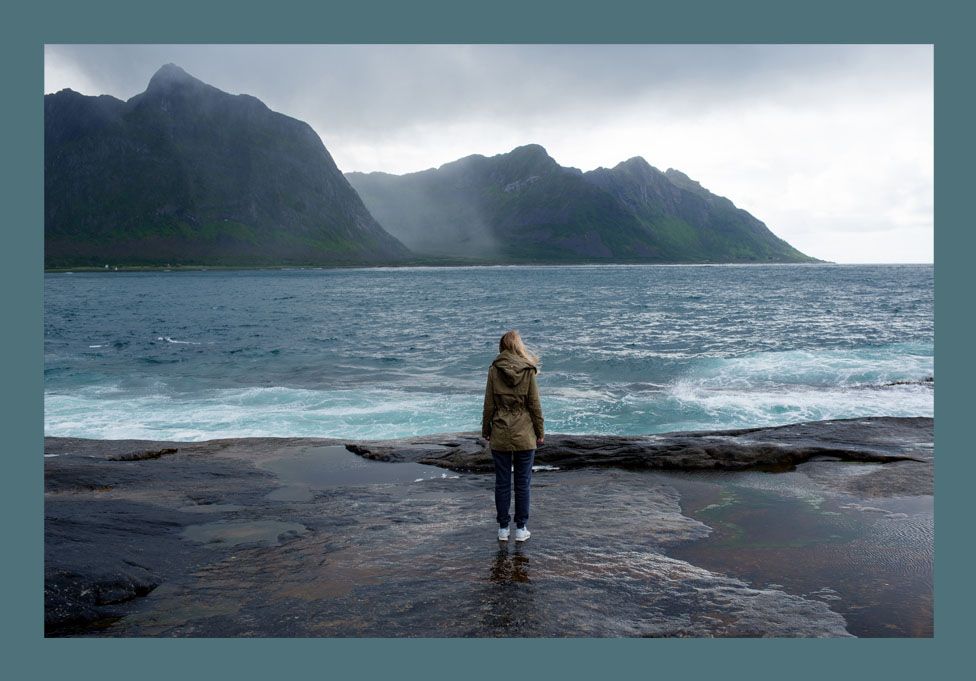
[44,44,933,263]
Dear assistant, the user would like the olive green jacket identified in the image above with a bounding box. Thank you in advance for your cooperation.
[481,349,544,451]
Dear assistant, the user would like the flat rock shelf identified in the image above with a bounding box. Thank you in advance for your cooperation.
[44,416,933,637]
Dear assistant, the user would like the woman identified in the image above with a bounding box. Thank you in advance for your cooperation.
[482,330,545,542]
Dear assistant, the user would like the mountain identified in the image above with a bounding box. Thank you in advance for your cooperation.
[584,157,815,262]
[45,64,411,267]
[346,145,817,263]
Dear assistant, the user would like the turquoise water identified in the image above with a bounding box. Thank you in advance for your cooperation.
[44,264,933,440]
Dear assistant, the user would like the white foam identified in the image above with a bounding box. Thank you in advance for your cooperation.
[547,386,613,401]
[680,347,933,389]
[156,336,201,345]
[44,385,483,441]
[44,342,933,440]
[414,474,460,482]
[666,381,932,428]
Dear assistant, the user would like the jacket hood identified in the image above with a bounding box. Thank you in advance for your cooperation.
[491,350,538,391]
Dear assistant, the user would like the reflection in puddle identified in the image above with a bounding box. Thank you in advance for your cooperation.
[483,546,537,635]
[490,548,531,584]
[657,466,933,637]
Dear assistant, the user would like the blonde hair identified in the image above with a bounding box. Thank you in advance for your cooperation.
[499,329,540,368]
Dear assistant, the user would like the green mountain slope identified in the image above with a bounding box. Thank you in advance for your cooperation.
[45,64,411,267]
[347,145,819,263]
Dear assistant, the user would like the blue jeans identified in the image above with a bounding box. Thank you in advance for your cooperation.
[492,449,535,529]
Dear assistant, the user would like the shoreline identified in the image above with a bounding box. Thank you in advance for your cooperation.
[43,262,944,274]
[45,415,933,484]
[45,416,933,637]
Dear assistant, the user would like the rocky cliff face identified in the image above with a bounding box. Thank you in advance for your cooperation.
[45,64,411,267]
[348,145,818,263]
[585,157,815,262]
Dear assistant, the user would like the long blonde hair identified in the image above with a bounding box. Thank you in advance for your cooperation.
[499,329,540,368]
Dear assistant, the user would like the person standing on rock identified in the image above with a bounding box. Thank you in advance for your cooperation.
[482,329,545,542]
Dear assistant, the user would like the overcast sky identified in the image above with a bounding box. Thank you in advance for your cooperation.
[45,44,933,263]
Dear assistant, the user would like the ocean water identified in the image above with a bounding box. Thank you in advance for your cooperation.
[44,264,933,441]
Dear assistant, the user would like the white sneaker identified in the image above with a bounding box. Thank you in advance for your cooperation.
[498,527,510,541]
[514,527,531,542]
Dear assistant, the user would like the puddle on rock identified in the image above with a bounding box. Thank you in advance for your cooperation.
[260,445,454,501]
[656,464,933,638]
[181,520,308,547]
[177,502,244,514]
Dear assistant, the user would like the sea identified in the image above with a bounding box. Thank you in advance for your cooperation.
[44,264,933,441]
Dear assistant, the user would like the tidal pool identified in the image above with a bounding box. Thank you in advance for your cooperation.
[181,520,308,547]
[260,444,453,501]
[656,462,933,637]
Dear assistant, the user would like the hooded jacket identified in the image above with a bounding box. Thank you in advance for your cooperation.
[481,349,545,451]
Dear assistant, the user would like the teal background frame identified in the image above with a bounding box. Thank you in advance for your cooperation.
[3,0,967,677]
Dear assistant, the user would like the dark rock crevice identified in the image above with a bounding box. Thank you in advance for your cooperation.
[109,447,179,461]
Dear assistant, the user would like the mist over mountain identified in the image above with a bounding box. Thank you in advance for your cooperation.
[347,145,817,263]
[44,64,411,267]
[45,63,815,268]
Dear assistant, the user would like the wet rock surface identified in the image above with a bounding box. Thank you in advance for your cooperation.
[44,417,932,637]
[349,417,933,498]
